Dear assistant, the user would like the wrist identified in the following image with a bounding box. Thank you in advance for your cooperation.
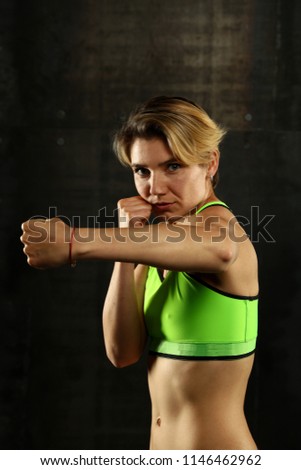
[71,227,97,262]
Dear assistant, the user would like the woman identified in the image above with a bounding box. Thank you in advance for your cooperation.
[21,96,259,449]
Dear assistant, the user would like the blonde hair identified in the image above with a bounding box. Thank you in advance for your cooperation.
[113,96,227,187]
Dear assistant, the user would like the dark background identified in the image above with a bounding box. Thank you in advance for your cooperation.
[0,0,300,450]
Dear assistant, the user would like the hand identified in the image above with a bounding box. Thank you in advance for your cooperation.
[117,196,152,228]
[20,217,71,269]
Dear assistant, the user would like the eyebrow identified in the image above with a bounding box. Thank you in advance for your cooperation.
[131,158,178,168]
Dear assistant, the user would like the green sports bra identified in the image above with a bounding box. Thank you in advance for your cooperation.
[143,201,258,360]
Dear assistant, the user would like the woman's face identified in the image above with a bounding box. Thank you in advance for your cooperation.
[130,137,215,220]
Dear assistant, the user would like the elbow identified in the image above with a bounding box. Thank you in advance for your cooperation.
[106,348,142,369]
[103,330,147,368]
[217,243,237,272]
[108,356,140,369]
[206,239,237,273]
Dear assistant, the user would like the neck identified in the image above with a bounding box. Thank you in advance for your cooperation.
[193,191,218,215]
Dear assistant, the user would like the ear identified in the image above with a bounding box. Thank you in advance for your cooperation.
[207,149,220,177]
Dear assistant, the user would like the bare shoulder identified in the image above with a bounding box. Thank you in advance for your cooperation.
[192,204,259,297]
[196,203,235,225]
[196,204,254,248]
[176,202,235,229]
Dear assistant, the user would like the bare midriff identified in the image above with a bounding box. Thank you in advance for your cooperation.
[147,354,257,450]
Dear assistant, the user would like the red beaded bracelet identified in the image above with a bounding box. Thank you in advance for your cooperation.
[69,227,77,268]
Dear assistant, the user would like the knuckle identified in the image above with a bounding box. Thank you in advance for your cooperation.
[117,198,126,206]
[21,221,29,231]
[27,258,35,268]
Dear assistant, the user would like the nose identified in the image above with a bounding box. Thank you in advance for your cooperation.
[149,172,167,197]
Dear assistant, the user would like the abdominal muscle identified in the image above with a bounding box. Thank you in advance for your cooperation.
[147,354,257,450]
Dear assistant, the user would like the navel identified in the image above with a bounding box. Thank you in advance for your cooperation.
[156,416,161,427]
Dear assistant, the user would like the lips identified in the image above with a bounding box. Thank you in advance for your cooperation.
[153,202,174,210]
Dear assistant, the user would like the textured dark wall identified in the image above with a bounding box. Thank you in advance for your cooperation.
[0,0,300,450]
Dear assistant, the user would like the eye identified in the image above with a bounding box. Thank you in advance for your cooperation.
[167,163,181,172]
[133,167,150,177]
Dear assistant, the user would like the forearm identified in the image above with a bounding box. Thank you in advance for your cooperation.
[73,223,236,273]
[102,262,147,367]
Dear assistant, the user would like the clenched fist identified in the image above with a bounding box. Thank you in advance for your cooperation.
[20,217,72,269]
[117,196,152,228]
